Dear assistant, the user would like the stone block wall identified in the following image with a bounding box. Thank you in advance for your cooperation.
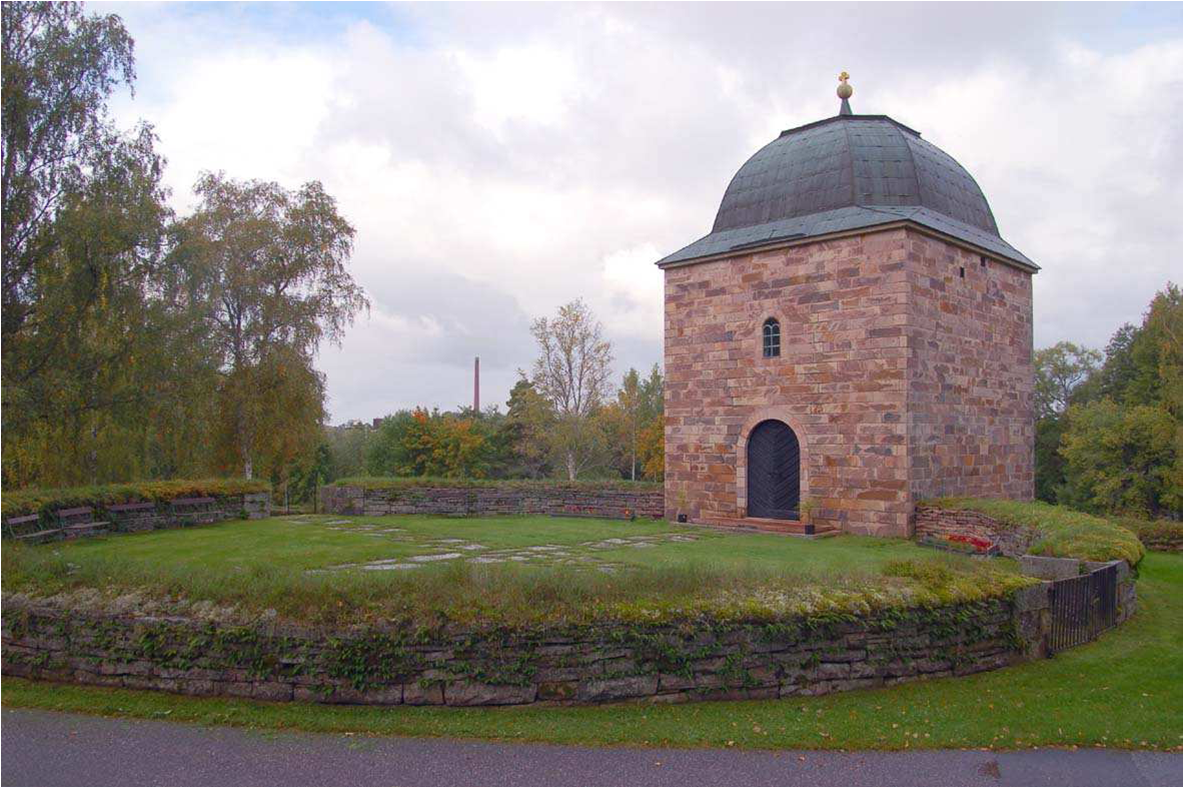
[904,234,1034,503]
[913,505,1038,557]
[662,226,1034,538]
[320,484,664,521]
[7,493,271,543]
[664,231,912,535]
[107,493,271,531]
[2,557,1136,707]
[2,594,1030,707]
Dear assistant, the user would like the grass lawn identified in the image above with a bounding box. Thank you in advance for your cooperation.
[4,551,1178,751]
[3,514,1014,626]
[18,513,933,573]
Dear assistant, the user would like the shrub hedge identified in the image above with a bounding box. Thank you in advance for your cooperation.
[328,476,663,491]
[921,498,1145,566]
[1,478,271,519]
[1114,517,1182,552]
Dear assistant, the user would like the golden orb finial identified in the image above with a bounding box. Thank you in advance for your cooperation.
[837,71,853,100]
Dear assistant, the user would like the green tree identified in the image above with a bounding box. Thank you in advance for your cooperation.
[325,421,375,479]
[1031,342,1101,502]
[529,299,613,480]
[2,1,137,339]
[1127,284,1182,416]
[637,412,665,482]
[501,378,555,478]
[603,365,664,481]
[1,2,182,488]
[639,363,664,422]
[610,368,643,480]
[172,172,368,478]
[365,411,417,476]
[1060,400,1180,517]
[288,440,334,507]
[1086,323,1139,403]
[1033,342,1102,419]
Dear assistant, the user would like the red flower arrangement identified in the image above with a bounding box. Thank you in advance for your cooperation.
[919,532,999,555]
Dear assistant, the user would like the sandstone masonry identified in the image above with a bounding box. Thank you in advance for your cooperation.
[663,227,1034,537]
[913,504,1039,557]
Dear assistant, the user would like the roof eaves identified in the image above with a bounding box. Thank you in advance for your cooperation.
[655,210,1038,273]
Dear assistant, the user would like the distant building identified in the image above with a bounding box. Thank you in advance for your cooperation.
[657,75,1036,537]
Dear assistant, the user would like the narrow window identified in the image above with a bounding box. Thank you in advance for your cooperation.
[762,318,781,358]
[980,255,988,267]
[959,266,965,278]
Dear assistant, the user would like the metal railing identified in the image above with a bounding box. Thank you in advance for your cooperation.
[1048,563,1118,654]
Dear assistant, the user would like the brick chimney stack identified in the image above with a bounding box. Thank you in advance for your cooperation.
[473,356,480,414]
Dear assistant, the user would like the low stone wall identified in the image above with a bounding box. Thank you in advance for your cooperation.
[3,594,1031,706]
[914,505,1038,557]
[3,492,271,539]
[113,493,271,530]
[320,484,664,521]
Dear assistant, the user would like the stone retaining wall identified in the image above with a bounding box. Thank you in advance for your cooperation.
[121,493,271,529]
[914,505,1038,557]
[320,484,664,521]
[4,493,271,544]
[3,594,1030,706]
[3,554,1137,707]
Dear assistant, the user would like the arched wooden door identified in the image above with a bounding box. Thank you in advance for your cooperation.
[746,420,800,519]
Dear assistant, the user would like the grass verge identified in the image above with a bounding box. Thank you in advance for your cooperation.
[1,516,1025,628]
[1115,517,1182,552]
[4,553,1178,752]
[1,478,270,518]
[922,498,1145,565]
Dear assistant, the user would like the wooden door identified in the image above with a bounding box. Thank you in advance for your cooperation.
[746,420,800,519]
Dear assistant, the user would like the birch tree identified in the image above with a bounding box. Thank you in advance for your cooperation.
[529,299,613,480]
[174,172,367,478]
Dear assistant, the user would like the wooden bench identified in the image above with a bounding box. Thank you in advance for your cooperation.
[169,496,224,525]
[53,506,110,539]
[107,501,157,532]
[3,513,63,543]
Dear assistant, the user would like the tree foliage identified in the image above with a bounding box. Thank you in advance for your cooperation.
[1059,400,1179,517]
[1033,342,1102,419]
[1037,283,1183,519]
[529,299,614,480]
[172,172,368,478]
[1,5,366,493]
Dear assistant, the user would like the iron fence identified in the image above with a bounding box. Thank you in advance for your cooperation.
[1048,563,1118,654]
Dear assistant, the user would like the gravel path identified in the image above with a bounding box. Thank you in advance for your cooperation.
[2,709,1180,786]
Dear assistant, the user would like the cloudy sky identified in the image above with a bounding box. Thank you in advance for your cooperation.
[97,2,1183,424]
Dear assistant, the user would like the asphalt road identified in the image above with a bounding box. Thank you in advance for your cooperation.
[2,709,1180,786]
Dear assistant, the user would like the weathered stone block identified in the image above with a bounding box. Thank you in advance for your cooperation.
[814,662,850,680]
[445,681,536,706]
[403,682,445,705]
[1019,555,1081,580]
[657,672,695,692]
[579,675,658,702]
[252,681,294,701]
[536,681,577,701]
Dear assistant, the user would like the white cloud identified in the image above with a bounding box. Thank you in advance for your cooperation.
[101,3,1182,422]
[453,44,578,134]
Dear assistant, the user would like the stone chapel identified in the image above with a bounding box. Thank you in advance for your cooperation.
[658,75,1037,537]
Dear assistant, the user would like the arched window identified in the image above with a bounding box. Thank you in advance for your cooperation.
[762,318,781,358]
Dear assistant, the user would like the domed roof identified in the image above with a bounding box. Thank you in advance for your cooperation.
[658,110,1035,270]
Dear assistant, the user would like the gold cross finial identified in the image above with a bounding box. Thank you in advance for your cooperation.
[837,71,854,104]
